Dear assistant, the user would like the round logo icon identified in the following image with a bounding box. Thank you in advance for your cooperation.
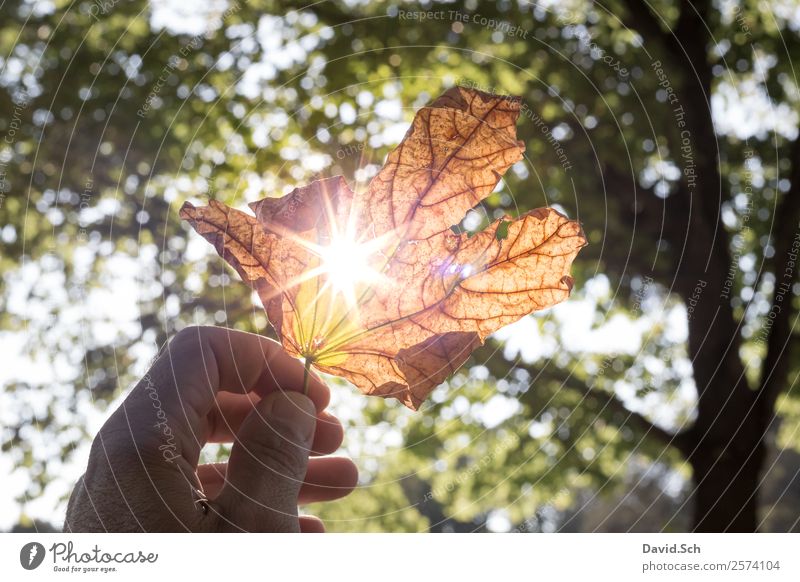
[20,542,46,570]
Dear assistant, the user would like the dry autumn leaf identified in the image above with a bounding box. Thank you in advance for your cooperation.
[180,86,587,409]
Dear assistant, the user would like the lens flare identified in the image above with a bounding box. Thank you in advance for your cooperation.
[317,234,378,294]
[266,188,399,358]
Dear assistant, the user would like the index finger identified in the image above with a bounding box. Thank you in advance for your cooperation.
[152,326,330,419]
[122,326,328,466]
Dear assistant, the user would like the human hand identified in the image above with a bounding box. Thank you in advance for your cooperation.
[64,326,357,532]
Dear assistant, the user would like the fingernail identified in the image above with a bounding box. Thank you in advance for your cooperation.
[268,391,316,441]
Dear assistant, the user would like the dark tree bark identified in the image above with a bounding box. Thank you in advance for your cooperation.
[617,0,800,531]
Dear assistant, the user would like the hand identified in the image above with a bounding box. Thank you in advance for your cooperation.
[64,326,358,532]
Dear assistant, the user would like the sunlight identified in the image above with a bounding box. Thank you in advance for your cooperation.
[292,189,396,314]
[280,227,392,360]
[317,233,378,296]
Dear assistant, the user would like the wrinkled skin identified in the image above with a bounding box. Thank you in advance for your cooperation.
[64,326,357,532]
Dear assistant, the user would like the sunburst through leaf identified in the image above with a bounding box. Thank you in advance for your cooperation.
[181,87,587,409]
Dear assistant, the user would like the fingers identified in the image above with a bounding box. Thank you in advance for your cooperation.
[208,394,344,455]
[151,326,329,418]
[213,391,316,532]
[197,463,227,499]
[198,456,358,504]
[206,392,259,442]
[120,326,329,465]
[299,515,325,533]
[309,412,344,456]
[297,456,358,504]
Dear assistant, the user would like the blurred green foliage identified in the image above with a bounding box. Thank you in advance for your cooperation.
[1,0,799,531]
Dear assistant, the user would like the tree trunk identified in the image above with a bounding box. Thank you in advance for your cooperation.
[618,0,798,533]
[688,417,766,532]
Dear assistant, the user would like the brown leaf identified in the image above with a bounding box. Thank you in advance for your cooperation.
[180,87,587,409]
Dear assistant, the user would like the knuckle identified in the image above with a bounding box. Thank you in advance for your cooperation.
[171,325,209,347]
[90,429,151,470]
[159,326,215,373]
[88,429,131,466]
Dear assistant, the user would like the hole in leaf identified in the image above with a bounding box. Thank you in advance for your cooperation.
[495,220,510,241]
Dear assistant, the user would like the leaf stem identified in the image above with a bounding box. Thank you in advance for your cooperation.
[302,356,313,397]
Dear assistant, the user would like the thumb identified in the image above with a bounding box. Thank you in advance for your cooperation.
[216,390,317,532]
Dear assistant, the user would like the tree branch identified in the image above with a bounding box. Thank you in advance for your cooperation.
[559,373,692,454]
[473,343,689,452]
[505,358,689,456]
[399,474,486,532]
